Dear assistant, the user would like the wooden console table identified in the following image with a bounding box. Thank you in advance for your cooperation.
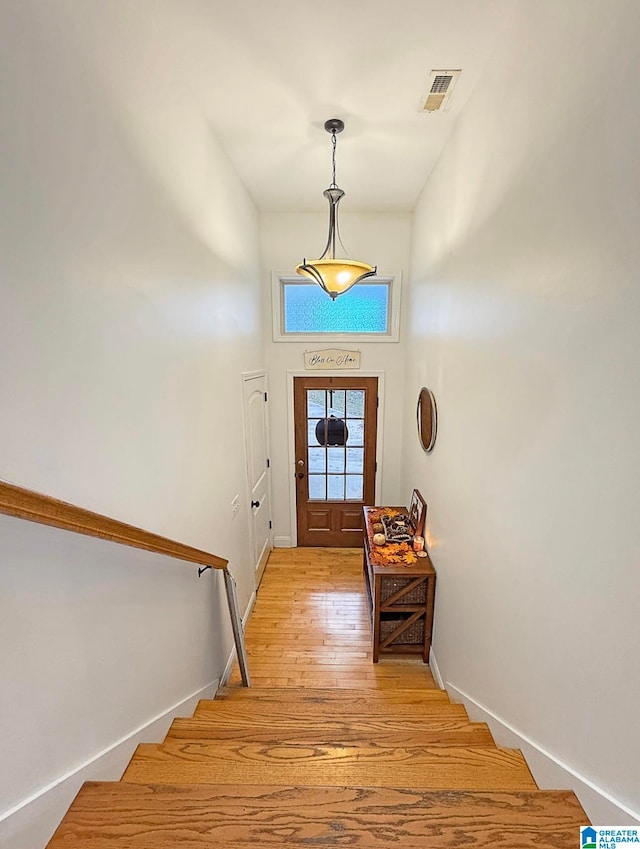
[363,506,436,663]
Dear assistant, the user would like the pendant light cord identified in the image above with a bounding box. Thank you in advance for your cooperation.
[330,131,338,188]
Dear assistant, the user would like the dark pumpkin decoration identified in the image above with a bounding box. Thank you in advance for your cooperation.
[315,415,349,447]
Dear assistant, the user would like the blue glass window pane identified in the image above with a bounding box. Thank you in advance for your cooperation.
[283,283,389,333]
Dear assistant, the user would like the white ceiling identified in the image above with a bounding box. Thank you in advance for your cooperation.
[61,0,516,213]
[184,0,515,212]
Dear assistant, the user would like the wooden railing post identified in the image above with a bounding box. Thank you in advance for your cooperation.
[223,567,251,687]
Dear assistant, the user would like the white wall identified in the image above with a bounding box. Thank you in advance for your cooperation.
[0,517,227,849]
[403,0,640,824]
[0,3,263,846]
[260,212,411,545]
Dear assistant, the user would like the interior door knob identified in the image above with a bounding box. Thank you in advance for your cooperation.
[251,500,260,508]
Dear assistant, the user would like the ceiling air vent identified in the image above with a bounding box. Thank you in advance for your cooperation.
[420,69,462,113]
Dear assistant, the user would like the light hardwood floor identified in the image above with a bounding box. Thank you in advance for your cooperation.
[227,547,437,690]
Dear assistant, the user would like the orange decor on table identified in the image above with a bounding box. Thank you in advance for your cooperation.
[363,507,419,567]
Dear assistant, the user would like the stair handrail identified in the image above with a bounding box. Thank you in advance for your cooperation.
[0,479,250,685]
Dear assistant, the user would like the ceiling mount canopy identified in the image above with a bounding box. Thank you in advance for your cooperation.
[296,119,377,300]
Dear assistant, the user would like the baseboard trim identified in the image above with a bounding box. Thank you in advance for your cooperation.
[446,679,640,825]
[428,646,444,689]
[244,588,257,623]
[0,680,218,847]
[273,535,293,548]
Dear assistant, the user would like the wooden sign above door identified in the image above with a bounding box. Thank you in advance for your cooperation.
[304,349,361,370]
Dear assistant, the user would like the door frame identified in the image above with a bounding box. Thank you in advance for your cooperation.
[241,369,274,585]
[286,369,386,547]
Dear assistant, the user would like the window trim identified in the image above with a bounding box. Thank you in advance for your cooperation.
[271,271,402,343]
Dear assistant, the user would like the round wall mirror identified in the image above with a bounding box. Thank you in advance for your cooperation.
[417,387,437,453]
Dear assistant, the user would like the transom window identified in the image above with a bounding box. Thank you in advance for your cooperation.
[272,273,401,342]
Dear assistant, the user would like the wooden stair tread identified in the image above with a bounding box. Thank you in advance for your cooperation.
[47,782,587,848]
[167,716,496,746]
[196,699,469,720]
[122,741,538,790]
[215,686,448,702]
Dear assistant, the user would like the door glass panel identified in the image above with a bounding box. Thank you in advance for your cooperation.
[307,419,321,447]
[328,474,345,500]
[346,418,364,446]
[346,447,364,474]
[346,390,365,417]
[346,475,364,500]
[307,390,326,418]
[301,382,373,510]
[328,390,346,417]
[327,446,345,474]
[308,475,326,500]
[308,447,326,473]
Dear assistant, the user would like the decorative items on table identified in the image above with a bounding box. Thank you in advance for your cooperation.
[408,489,427,538]
[376,490,427,546]
[382,513,413,544]
[364,491,428,566]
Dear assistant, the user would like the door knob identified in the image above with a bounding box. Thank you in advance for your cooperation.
[297,472,305,479]
[251,500,260,508]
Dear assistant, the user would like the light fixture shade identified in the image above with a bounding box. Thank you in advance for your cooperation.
[295,258,376,300]
[297,119,376,299]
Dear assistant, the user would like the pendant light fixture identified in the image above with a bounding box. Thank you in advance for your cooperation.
[296,118,376,300]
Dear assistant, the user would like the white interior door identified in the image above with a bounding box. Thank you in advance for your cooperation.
[242,372,272,587]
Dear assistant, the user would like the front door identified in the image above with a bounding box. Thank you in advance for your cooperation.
[294,376,378,547]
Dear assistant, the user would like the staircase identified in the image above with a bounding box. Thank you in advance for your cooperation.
[47,684,589,847]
